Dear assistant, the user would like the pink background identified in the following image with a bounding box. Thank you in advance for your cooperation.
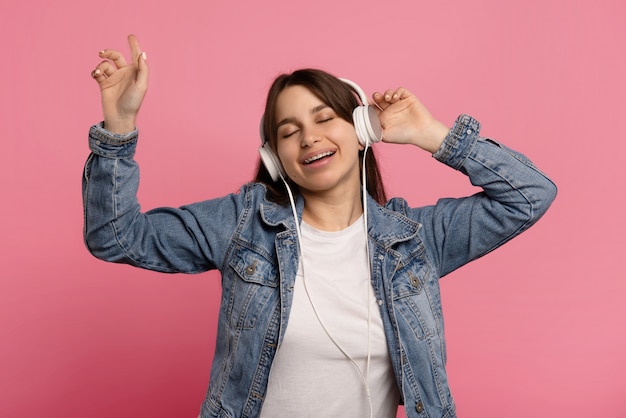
[1,0,625,417]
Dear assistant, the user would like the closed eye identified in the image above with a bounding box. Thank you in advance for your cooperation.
[280,128,299,139]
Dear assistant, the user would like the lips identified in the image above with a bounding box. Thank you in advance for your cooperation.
[303,151,336,164]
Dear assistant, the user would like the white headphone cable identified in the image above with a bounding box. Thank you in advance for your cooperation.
[277,142,374,418]
[362,143,373,416]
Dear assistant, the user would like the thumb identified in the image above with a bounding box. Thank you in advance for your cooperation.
[136,51,149,91]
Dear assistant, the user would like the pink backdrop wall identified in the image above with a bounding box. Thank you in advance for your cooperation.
[1,0,624,416]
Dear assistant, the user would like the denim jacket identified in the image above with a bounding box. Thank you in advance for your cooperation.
[83,115,557,418]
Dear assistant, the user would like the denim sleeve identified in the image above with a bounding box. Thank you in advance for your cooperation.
[413,115,558,277]
[82,123,240,274]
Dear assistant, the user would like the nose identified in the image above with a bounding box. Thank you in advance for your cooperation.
[300,126,321,148]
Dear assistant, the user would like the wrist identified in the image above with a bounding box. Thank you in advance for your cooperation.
[419,121,450,154]
[103,117,136,135]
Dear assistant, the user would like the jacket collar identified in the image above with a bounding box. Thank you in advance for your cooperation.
[259,188,420,248]
[260,191,305,232]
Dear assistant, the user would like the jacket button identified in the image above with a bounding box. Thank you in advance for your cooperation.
[245,261,257,275]
[415,401,424,413]
[409,272,420,288]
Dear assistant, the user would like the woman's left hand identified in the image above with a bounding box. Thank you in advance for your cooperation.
[373,88,450,154]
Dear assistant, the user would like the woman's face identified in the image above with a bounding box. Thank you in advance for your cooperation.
[274,85,364,198]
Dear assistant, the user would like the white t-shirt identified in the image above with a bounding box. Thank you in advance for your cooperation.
[260,216,400,418]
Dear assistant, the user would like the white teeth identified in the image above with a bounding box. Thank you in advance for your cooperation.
[304,151,334,164]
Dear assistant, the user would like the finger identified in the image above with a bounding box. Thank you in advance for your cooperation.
[379,89,393,103]
[96,60,117,77]
[91,68,106,82]
[91,58,119,81]
[383,88,405,103]
[394,87,411,101]
[128,34,142,64]
[372,92,391,110]
[135,51,149,91]
[99,49,127,68]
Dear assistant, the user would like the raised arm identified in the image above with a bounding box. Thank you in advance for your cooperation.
[83,36,236,274]
[372,87,557,277]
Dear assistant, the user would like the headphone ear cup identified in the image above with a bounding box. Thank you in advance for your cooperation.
[259,143,284,182]
[258,115,285,182]
[352,105,383,147]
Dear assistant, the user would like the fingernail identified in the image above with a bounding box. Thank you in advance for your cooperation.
[141,52,147,60]
[385,95,391,101]
[94,69,101,75]
[99,50,105,55]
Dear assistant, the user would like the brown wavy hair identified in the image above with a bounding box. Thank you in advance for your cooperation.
[254,68,387,205]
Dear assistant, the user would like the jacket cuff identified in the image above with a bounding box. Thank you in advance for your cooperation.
[433,114,480,170]
[88,122,138,158]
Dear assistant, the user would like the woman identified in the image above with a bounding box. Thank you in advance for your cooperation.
[85,35,557,418]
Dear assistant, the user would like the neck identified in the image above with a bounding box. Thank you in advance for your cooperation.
[301,188,363,231]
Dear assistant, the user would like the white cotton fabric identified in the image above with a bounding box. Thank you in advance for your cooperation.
[260,216,400,418]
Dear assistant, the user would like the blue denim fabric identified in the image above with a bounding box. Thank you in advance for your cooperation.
[83,115,557,418]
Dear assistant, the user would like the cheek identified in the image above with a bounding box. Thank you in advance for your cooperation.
[275,144,289,165]
[339,130,363,152]
[276,144,299,174]
[335,124,361,148]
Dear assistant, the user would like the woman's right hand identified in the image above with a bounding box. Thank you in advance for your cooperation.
[91,34,149,134]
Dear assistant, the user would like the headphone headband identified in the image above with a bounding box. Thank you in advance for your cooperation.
[339,78,369,107]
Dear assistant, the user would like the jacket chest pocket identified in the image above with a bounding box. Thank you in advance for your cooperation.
[226,245,279,330]
[392,260,441,340]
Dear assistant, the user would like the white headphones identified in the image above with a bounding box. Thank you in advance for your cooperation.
[258,78,383,181]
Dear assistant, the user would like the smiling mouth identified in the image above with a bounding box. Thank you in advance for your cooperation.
[304,151,335,164]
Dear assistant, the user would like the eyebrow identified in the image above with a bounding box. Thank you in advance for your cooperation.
[276,104,330,129]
